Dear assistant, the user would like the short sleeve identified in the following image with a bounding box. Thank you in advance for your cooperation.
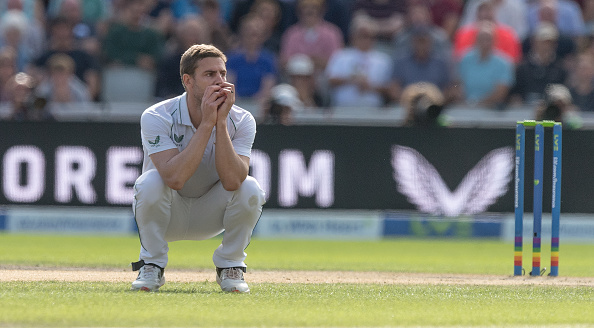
[230,110,256,158]
[140,111,177,155]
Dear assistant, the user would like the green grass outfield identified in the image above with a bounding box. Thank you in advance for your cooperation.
[1,233,594,327]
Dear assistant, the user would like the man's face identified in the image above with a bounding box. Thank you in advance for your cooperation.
[352,27,376,51]
[476,3,495,22]
[241,19,266,47]
[185,57,227,103]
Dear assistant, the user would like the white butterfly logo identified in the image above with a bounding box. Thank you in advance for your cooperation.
[391,146,514,217]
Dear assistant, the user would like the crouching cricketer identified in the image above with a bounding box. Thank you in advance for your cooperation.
[130,44,265,293]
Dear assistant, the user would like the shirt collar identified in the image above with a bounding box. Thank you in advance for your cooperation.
[179,92,193,128]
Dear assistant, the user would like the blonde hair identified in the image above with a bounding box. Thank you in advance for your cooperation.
[47,53,75,73]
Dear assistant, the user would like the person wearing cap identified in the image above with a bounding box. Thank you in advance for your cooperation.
[509,23,567,106]
[325,16,392,107]
[285,53,324,107]
[522,2,577,62]
[262,83,302,125]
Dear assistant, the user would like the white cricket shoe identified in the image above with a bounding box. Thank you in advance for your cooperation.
[131,264,165,292]
[216,267,250,293]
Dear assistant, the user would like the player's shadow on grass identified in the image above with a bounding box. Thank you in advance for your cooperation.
[160,287,220,294]
[126,283,224,294]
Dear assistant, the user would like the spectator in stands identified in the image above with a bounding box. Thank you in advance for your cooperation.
[522,0,578,63]
[156,16,210,100]
[400,82,447,127]
[47,0,106,58]
[583,0,594,33]
[429,0,464,41]
[457,21,514,108]
[102,0,165,71]
[568,52,594,111]
[226,14,277,105]
[47,0,110,26]
[0,0,45,24]
[325,16,392,107]
[0,10,37,71]
[164,0,199,20]
[0,47,17,102]
[509,23,568,106]
[144,0,176,42]
[460,0,529,41]
[389,26,455,104]
[535,83,582,128]
[3,0,45,60]
[261,83,303,125]
[279,0,343,81]
[199,0,234,53]
[522,29,577,65]
[286,53,325,107]
[231,0,290,35]
[4,72,53,121]
[351,0,407,42]
[31,16,100,101]
[527,0,586,38]
[35,53,91,103]
[392,1,451,60]
[248,0,284,54]
[454,0,522,65]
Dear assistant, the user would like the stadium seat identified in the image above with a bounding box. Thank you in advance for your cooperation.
[101,67,156,103]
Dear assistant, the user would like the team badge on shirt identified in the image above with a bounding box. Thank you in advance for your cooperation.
[148,136,161,147]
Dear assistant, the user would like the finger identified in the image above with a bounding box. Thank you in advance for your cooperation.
[220,83,235,94]
[204,85,221,100]
[220,82,234,89]
[213,93,227,105]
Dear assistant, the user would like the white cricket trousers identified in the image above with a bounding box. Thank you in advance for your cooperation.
[133,169,266,269]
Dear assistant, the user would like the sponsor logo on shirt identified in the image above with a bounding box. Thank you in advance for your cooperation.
[174,133,184,145]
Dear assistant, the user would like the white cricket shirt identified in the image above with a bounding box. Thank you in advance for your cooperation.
[139,92,256,198]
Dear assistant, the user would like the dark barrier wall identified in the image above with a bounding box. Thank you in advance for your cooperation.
[0,122,591,213]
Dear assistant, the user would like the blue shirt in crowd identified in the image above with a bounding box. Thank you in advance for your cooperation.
[392,53,452,90]
[226,50,277,98]
[458,49,514,103]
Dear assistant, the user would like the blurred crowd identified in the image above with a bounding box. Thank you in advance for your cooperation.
[0,0,593,125]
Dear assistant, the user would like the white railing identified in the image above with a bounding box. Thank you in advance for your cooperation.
[2,100,594,129]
